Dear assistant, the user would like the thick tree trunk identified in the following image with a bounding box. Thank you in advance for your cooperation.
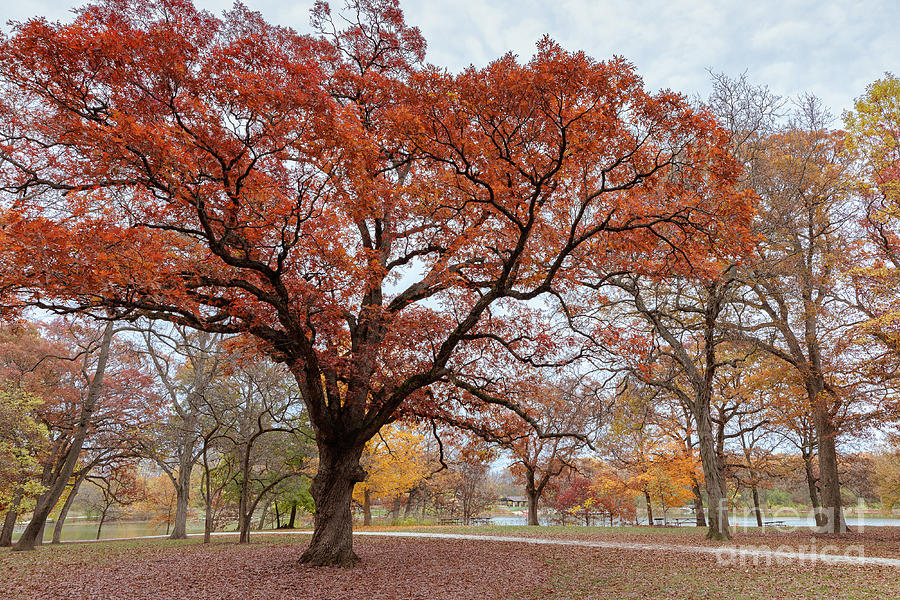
[362,488,372,526]
[53,471,88,544]
[300,445,366,567]
[389,496,401,522]
[525,469,540,526]
[526,493,540,526]
[14,322,114,552]
[170,462,193,540]
[0,488,23,546]
[238,512,252,543]
[34,520,46,546]
[692,481,707,527]
[815,414,847,533]
[404,487,418,518]
[696,404,731,540]
[645,491,654,526]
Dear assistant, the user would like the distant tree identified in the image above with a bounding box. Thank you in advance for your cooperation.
[728,96,864,534]
[139,325,227,540]
[132,473,178,535]
[8,319,158,551]
[84,463,142,539]
[215,354,309,544]
[550,465,636,527]
[0,386,48,543]
[433,440,497,525]
[353,423,429,526]
[874,442,900,511]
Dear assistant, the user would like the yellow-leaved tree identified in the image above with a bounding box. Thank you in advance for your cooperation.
[353,424,429,525]
[0,387,48,513]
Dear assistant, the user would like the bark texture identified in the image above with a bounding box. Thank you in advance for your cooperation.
[300,446,365,567]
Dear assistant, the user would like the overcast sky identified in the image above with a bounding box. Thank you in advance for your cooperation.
[5,0,898,118]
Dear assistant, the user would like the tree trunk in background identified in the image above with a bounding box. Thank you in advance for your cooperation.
[645,491,654,526]
[404,487,418,518]
[802,452,824,527]
[751,483,763,527]
[203,478,213,544]
[257,500,270,531]
[238,440,253,544]
[96,509,108,540]
[525,469,540,526]
[692,481,707,527]
[300,444,366,567]
[53,471,88,544]
[288,502,297,529]
[362,488,371,526]
[389,496,401,521]
[14,323,115,552]
[170,461,194,540]
[0,488,23,546]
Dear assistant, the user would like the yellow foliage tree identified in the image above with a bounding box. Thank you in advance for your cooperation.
[0,387,48,511]
[130,473,177,534]
[353,424,429,525]
[874,443,900,511]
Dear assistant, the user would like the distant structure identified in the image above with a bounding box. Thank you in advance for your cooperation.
[500,496,528,508]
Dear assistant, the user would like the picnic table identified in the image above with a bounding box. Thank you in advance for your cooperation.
[438,517,492,526]
[653,517,693,527]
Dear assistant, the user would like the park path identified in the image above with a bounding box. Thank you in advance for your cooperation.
[355,531,900,568]
[57,529,900,568]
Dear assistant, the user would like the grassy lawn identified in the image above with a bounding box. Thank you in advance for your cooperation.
[2,529,899,599]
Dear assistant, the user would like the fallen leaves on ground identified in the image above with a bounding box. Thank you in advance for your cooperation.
[1,533,898,600]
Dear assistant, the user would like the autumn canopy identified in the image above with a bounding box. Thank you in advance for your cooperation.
[0,0,752,565]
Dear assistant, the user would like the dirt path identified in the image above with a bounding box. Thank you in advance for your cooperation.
[54,528,900,567]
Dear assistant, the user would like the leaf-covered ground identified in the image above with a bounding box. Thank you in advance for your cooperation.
[2,531,899,599]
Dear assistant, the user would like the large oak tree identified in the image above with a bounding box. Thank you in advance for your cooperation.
[0,0,750,564]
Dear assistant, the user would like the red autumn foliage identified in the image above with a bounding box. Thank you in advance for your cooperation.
[0,0,752,563]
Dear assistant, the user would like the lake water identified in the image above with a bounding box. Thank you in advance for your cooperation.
[490,514,900,528]
[11,519,207,543]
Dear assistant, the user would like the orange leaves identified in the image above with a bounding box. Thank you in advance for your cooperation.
[0,0,755,454]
